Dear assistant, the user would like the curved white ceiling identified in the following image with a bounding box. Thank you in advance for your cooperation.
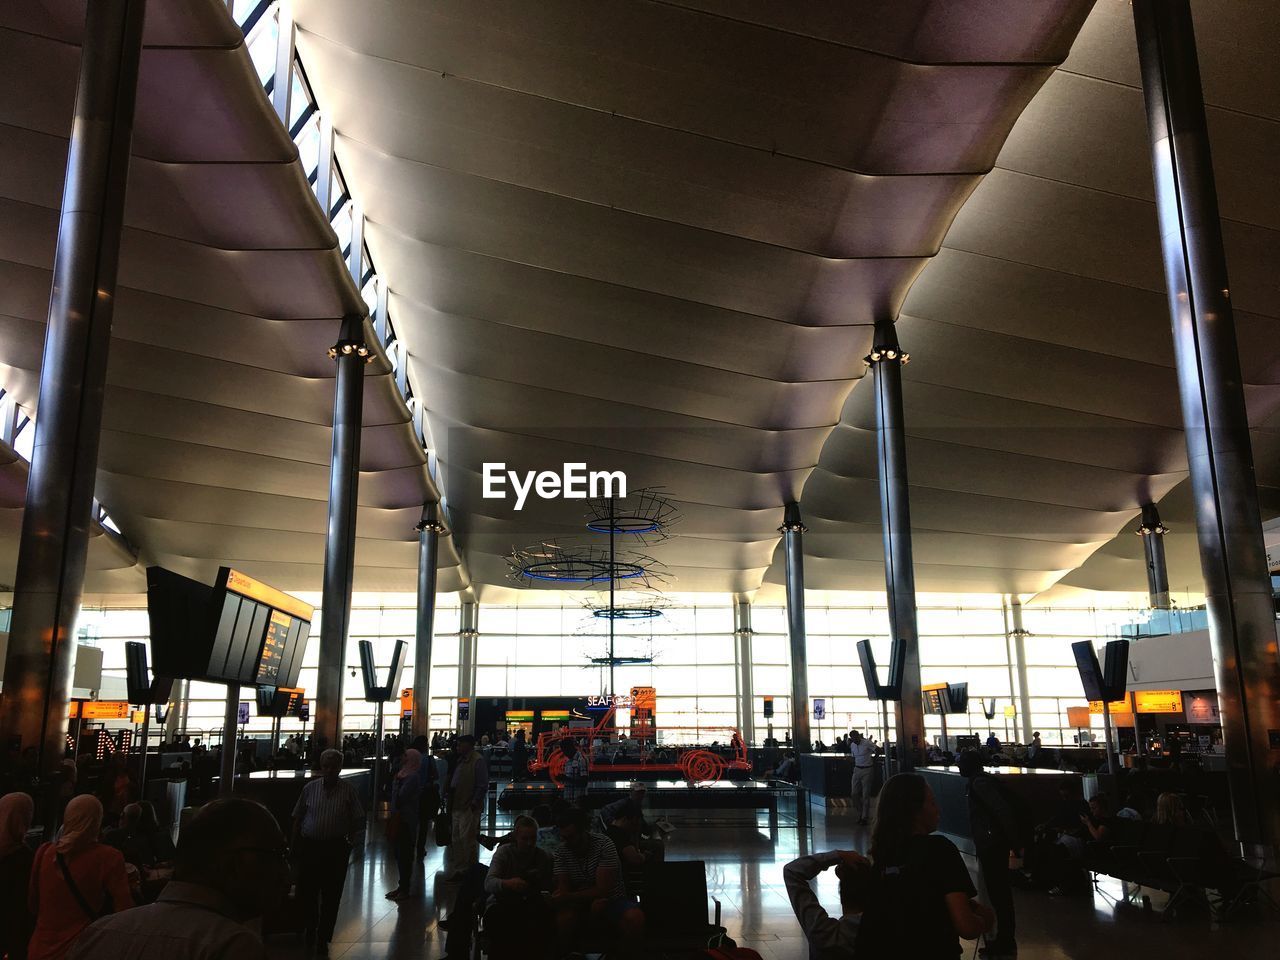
[2,0,1274,604]
[292,0,1101,598]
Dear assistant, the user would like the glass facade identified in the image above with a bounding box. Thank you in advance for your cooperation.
[71,593,1148,748]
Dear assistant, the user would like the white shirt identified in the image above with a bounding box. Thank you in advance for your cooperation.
[850,739,876,768]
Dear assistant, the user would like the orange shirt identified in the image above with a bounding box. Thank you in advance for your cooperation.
[27,843,133,960]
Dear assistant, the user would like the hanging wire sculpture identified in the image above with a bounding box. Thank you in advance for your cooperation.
[505,488,681,692]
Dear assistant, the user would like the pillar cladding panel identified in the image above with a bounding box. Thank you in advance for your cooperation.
[1133,0,1280,849]
[0,0,145,773]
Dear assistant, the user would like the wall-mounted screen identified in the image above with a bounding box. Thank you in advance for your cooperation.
[147,566,313,687]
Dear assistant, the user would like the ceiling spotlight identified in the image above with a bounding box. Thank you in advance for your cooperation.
[885,349,897,359]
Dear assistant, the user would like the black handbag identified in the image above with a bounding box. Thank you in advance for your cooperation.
[434,802,451,846]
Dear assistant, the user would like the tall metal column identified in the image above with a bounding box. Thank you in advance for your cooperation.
[1134,0,1280,850]
[1137,502,1171,609]
[0,0,145,773]
[1009,599,1033,744]
[867,320,924,769]
[733,597,755,747]
[313,315,370,752]
[411,503,444,740]
[219,685,239,797]
[780,503,810,753]
[457,600,479,736]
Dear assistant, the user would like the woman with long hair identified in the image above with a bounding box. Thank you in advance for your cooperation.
[856,774,993,959]
[28,796,132,960]
[1154,792,1191,826]
[0,793,36,960]
[386,748,423,901]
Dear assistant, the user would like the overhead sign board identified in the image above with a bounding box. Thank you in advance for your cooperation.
[1088,699,1130,715]
[1066,706,1092,728]
[1133,690,1183,714]
[68,701,131,720]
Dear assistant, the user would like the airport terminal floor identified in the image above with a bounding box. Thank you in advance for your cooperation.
[284,810,1273,960]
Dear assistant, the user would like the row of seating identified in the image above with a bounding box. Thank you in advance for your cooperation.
[473,859,727,959]
[1084,820,1278,921]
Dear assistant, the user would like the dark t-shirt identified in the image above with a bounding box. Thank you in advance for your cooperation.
[856,834,976,959]
[605,825,638,861]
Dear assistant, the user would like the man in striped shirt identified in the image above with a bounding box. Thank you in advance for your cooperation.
[291,749,365,955]
[551,806,643,951]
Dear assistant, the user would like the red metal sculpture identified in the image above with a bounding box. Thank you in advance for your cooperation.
[529,705,750,785]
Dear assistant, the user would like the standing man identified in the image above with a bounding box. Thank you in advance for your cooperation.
[958,752,1022,960]
[445,734,488,879]
[1026,732,1042,768]
[291,749,364,956]
[559,738,589,808]
[511,728,529,782]
[848,730,876,826]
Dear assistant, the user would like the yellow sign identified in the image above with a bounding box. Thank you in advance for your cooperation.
[68,701,131,720]
[1003,705,1017,718]
[1088,700,1130,715]
[131,710,146,725]
[400,687,414,716]
[224,568,314,621]
[1133,690,1183,714]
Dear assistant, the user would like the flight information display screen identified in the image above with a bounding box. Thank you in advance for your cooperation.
[256,611,294,685]
[147,566,313,688]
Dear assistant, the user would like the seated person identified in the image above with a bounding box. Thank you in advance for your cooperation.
[772,752,799,782]
[102,801,176,902]
[1079,794,1115,843]
[535,802,564,854]
[551,807,643,952]
[604,802,653,890]
[783,849,867,958]
[483,815,554,959]
[1116,792,1145,821]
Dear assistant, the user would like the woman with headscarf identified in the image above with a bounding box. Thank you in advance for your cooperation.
[385,748,422,902]
[28,796,132,960]
[0,793,36,960]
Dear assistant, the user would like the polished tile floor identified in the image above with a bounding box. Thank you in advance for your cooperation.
[270,806,1277,960]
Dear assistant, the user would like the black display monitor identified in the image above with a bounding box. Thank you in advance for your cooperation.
[944,682,969,714]
[856,639,882,700]
[923,684,948,715]
[1071,640,1108,703]
[255,686,304,718]
[147,566,313,688]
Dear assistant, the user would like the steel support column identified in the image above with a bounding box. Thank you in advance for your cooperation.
[1135,0,1280,850]
[867,321,924,769]
[1009,599,1033,744]
[219,685,239,797]
[780,503,810,753]
[314,315,370,753]
[1137,503,1172,610]
[733,598,755,748]
[411,504,444,740]
[457,600,478,736]
[0,0,145,773]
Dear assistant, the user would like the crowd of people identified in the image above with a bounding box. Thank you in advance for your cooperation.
[0,720,1240,960]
